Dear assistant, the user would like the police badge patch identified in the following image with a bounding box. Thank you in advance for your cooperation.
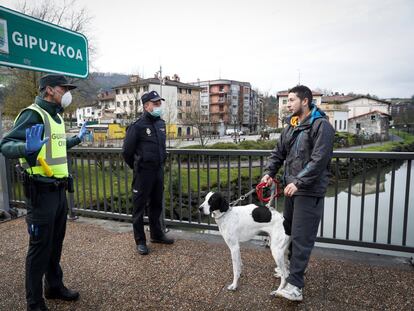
[146,128,151,135]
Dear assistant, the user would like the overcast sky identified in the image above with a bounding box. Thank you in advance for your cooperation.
[1,0,413,98]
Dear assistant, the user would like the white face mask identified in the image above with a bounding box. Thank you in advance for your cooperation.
[61,91,72,108]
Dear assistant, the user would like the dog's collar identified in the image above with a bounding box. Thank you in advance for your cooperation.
[212,206,232,219]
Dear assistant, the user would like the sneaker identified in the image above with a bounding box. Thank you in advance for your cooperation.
[276,283,303,301]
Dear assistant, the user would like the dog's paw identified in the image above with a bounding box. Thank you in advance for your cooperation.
[270,289,279,296]
[274,267,282,278]
[227,284,237,291]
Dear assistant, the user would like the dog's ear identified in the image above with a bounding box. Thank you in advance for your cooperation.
[219,196,229,213]
[208,192,229,213]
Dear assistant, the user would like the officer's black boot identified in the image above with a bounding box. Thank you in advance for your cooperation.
[137,243,149,255]
[27,302,49,311]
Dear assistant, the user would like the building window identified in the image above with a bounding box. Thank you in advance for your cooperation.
[123,101,127,107]
[116,102,120,107]
[283,99,287,105]
[135,100,139,106]
[219,105,224,112]
[339,120,342,130]
[219,86,224,92]
[122,88,126,94]
[371,115,376,121]
[356,123,361,129]
[178,88,182,93]
[129,100,133,106]
[188,89,192,94]
[344,120,347,130]
[335,120,337,130]
[143,86,148,91]
[116,89,120,94]
[177,100,182,107]
[186,101,191,107]
[178,113,182,119]
[87,108,90,113]
[129,88,133,93]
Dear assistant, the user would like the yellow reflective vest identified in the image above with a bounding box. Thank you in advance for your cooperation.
[17,104,69,178]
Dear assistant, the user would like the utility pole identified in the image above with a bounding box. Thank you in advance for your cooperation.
[159,65,162,98]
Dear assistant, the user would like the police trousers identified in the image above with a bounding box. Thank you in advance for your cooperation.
[283,195,324,288]
[132,167,164,244]
[25,182,68,307]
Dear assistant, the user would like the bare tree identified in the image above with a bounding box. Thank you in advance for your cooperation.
[177,102,211,147]
[2,0,95,117]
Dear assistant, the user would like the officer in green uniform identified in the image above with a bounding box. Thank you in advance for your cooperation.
[0,74,87,311]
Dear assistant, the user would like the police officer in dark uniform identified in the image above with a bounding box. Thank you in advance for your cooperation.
[122,90,174,255]
[0,75,87,311]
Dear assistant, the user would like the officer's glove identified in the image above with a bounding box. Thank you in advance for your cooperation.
[77,123,87,140]
[25,124,49,154]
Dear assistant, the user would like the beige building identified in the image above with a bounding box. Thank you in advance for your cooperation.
[113,75,201,138]
[320,95,353,132]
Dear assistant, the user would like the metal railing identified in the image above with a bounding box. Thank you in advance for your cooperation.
[5,148,414,254]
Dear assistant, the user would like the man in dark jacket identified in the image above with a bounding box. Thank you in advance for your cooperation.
[0,74,86,311]
[122,90,174,255]
[261,85,335,301]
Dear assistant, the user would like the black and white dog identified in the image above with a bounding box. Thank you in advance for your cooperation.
[199,192,290,294]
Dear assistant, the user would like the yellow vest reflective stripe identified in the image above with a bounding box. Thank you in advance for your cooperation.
[17,104,69,178]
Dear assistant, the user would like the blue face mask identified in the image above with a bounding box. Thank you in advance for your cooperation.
[149,107,163,117]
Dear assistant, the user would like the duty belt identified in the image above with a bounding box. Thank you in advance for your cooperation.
[33,178,68,192]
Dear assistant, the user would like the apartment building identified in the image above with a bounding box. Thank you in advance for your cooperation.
[191,79,259,134]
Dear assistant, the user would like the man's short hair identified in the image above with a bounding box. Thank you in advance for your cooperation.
[288,85,313,108]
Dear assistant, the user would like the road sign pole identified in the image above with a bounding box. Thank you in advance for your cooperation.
[0,99,10,213]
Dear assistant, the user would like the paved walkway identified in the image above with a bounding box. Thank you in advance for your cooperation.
[1,217,413,311]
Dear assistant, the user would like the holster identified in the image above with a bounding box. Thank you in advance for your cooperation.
[15,165,36,202]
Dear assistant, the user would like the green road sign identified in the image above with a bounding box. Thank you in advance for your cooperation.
[0,6,88,78]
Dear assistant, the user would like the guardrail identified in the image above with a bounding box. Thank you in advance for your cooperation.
[5,149,414,254]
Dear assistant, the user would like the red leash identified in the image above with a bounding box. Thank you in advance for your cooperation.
[256,178,281,203]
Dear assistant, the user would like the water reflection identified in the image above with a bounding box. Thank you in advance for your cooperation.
[324,161,413,248]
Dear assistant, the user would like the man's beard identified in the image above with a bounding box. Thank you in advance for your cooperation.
[291,106,303,117]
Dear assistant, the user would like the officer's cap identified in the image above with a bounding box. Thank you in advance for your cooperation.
[141,91,165,105]
[39,74,77,91]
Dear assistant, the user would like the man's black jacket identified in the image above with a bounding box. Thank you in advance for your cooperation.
[265,106,335,197]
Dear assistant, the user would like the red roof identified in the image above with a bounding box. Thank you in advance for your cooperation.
[348,110,391,121]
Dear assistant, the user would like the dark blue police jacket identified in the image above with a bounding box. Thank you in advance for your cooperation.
[122,111,167,171]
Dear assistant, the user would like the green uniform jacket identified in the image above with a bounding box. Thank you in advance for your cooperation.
[0,96,81,181]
